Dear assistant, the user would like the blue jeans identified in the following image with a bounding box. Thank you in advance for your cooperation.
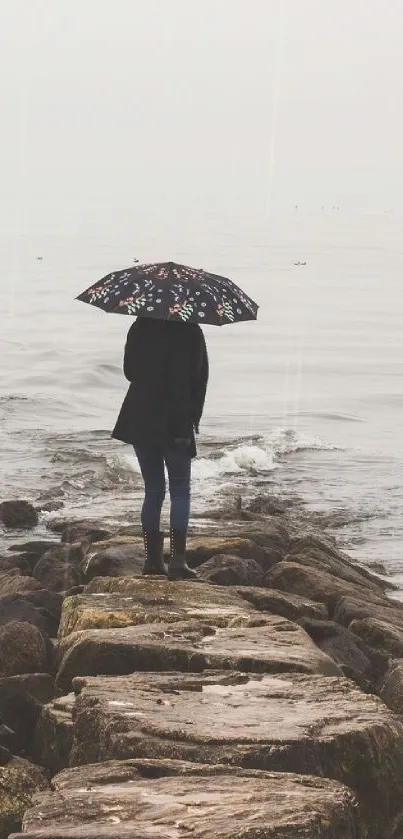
[134,446,192,532]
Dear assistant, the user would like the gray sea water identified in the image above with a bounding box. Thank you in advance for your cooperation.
[1,209,403,585]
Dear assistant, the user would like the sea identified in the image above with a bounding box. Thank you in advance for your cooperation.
[1,208,403,589]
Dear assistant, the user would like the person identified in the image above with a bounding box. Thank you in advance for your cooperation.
[112,316,209,580]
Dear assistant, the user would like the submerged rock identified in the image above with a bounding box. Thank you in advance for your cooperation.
[0,502,38,530]
[11,759,363,839]
[55,615,340,692]
[67,670,403,838]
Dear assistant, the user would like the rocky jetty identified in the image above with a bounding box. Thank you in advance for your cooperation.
[0,507,403,836]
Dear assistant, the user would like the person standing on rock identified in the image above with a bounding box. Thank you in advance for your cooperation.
[77,261,257,574]
[112,317,209,580]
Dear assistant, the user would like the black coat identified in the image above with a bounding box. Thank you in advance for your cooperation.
[112,318,209,457]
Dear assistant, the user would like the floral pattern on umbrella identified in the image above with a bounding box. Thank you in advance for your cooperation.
[77,262,258,326]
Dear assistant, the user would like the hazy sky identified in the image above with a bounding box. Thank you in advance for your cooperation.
[1,0,403,233]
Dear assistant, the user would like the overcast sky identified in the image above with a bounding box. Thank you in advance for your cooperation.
[1,0,402,234]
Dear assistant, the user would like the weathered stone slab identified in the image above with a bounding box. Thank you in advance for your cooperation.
[350,616,403,660]
[10,759,364,839]
[334,592,403,630]
[55,615,340,691]
[235,585,328,622]
[67,670,403,838]
[265,561,385,610]
[300,618,375,690]
[287,535,391,591]
[58,578,256,639]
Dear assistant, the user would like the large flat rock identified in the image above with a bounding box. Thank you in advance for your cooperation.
[10,759,364,839]
[55,615,340,691]
[58,578,257,638]
[66,670,403,838]
[59,581,328,641]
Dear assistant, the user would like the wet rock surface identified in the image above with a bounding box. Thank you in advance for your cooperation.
[58,578,256,638]
[3,517,403,837]
[66,670,403,837]
[265,560,384,610]
[10,760,363,839]
[55,615,340,691]
[235,584,328,622]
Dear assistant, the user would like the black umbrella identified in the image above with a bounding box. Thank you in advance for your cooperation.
[76,261,258,326]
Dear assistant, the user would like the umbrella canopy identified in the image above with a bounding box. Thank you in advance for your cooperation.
[76,261,258,326]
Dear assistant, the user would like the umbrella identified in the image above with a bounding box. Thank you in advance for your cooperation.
[76,261,258,326]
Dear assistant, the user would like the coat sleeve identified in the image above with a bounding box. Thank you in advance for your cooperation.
[191,328,209,432]
[123,321,140,382]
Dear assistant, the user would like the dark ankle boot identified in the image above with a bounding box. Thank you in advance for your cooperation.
[142,531,167,576]
[168,529,198,580]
